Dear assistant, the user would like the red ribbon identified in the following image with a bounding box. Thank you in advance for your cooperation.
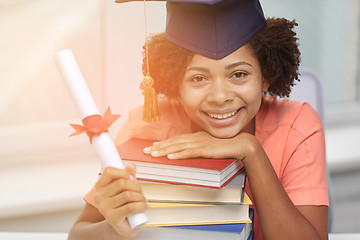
[70,107,121,144]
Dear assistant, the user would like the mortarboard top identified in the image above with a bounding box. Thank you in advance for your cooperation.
[115,0,266,59]
[116,0,224,4]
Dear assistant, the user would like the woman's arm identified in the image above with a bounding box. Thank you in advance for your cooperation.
[146,131,328,240]
[243,136,328,240]
[68,203,122,240]
[68,166,148,240]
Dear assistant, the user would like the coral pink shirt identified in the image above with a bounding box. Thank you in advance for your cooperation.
[84,95,329,240]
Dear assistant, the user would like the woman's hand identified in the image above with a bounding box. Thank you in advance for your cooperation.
[143,131,257,162]
[93,164,148,240]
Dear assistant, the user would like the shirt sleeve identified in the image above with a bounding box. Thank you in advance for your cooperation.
[281,103,329,206]
[84,185,97,207]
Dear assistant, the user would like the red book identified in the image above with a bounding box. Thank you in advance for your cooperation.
[117,138,244,188]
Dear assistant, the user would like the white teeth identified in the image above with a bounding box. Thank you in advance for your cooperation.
[208,110,238,120]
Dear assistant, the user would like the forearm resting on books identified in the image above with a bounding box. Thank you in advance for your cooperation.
[68,204,140,240]
[68,220,120,240]
[242,138,328,240]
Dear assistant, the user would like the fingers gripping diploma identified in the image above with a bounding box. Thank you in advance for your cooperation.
[143,131,251,161]
[94,165,148,239]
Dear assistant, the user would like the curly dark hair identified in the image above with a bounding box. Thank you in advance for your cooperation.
[143,18,300,98]
[249,18,301,97]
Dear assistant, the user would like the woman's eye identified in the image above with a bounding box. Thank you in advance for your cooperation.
[229,71,248,83]
[232,72,246,79]
[191,76,207,83]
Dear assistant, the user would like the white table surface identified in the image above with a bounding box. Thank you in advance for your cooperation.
[0,231,360,240]
[0,232,67,240]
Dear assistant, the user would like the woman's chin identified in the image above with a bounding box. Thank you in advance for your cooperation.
[207,128,240,139]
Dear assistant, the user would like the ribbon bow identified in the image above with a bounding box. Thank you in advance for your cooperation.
[70,107,120,144]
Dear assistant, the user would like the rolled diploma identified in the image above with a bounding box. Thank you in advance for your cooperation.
[55,49,148,229]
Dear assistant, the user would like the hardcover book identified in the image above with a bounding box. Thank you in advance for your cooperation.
[162,207,255,240]
[144,194,252,227]
[139,171,246,204]
[117,138,244,188]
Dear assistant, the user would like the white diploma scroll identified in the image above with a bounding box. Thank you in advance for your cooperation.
[55,49,148,229]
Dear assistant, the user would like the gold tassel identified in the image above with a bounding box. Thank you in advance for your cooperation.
[142,74,160,122]
[141,0,160,122]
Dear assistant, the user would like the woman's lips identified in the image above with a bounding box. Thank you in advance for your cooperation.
[207,109,240,120]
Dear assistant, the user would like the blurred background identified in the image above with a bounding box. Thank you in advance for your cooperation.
[0,0,359,234]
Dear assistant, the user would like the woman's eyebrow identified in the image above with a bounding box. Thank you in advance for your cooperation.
[185,66,210,73]
[186,61,252,73]
[225,61,252,70]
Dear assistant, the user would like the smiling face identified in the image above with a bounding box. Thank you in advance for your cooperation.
[179,43,269,139]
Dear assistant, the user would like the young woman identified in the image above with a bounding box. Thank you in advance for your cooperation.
[67,1,329,240]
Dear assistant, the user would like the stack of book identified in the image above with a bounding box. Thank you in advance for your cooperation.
[117,138,253,239]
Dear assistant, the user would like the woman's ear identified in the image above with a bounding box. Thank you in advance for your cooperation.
[262,78,270,92]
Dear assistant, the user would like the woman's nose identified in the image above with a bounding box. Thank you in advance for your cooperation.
[206,80,233,105]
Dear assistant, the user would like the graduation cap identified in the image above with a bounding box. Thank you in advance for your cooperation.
[116,0,266,59]
[115,0,266,121]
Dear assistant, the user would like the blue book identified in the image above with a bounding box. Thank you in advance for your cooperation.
[137,227,253,240]
[163,208,254,239]
[166,222,248,233]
